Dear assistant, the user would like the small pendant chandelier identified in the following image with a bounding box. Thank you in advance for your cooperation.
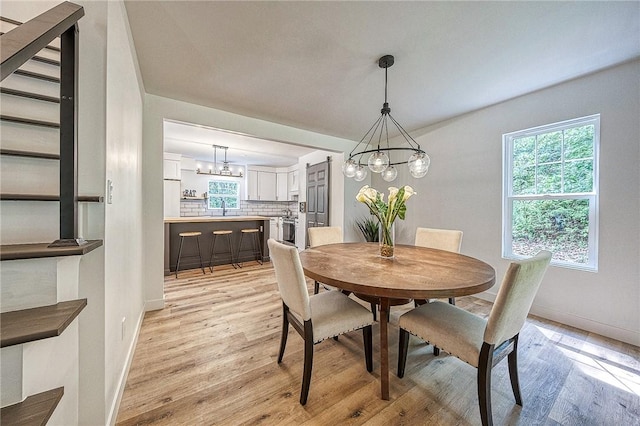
[343,55,430,182]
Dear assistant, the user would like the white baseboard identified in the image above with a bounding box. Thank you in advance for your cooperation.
[474,292,640,347]
[106,307,145,426]
[144,297,165,311]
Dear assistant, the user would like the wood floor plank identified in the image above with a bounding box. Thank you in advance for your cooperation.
[116,263,640,425]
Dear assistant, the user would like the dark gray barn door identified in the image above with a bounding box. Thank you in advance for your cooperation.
[305,159,330,247]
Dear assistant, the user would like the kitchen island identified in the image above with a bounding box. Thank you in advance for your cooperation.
[164,216,271,275]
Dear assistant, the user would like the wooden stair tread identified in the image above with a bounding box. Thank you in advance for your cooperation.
[13,69,59,83]
[1,299,87,347]
[0,239,103,261]
[0,87,60,103]
[0,194,103,202]
[0,387,63,425]
[0,114,59,128]
[0,149,59,159]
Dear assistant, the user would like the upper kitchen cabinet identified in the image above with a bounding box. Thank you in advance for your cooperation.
[163,153,182,180]
[246,167,277,201]
[288,167,299,195]
[276,172,288,201]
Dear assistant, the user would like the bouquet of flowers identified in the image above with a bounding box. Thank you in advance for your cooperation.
[356,185,416,257]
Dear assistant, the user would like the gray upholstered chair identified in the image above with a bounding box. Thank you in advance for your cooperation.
[268,239,374,405]
[414,227,463,305]
[397,251,552,426]
[307,226,342,294]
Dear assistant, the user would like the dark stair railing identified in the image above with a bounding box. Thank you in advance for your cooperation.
[0,1,85,247]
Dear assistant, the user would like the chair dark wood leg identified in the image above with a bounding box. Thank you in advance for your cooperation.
[508,334,522,406]
[397,328,410,378]
[314,281,319,294]
[449,297,456,305]
[363,325,373,372]
[277,303,289,363]
[300,320,314,405]
[478,342,495,426]
[370,303,377,321]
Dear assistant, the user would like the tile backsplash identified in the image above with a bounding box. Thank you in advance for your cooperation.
[181,199,298,217]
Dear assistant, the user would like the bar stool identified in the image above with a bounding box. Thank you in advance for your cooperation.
[209,230,238,271]
[236,228,263,267]
[175,231,205,278]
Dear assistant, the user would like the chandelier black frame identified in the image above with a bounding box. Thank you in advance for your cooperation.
[343,55,430,182]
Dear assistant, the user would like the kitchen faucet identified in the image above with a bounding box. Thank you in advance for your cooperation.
[221,199,227,216]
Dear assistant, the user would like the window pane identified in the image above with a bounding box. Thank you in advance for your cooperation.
[537,131,562,163]
[513,165,535,195]
[513,136,535,168]
[564,160,593,193]
[536,163,562,193]
[511,199,590,265]
[208,180,239,209]
[564,125,594,160]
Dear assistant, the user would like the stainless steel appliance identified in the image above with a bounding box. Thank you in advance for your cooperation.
[282,217,296,246]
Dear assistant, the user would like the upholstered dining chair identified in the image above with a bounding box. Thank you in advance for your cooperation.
[397,251,552,426]
[307,226,342,294]
[268,239,374,405]
[414,227,463,305]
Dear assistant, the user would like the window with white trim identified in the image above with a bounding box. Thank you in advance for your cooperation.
[503,114,599,271]
[207,180,240,210]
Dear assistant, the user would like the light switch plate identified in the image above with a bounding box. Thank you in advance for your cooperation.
[107,179,113,204]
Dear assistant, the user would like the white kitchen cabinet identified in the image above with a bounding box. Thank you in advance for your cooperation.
[163,153,182,180]
[246,168,277,200]
[276,172,288,201]
[163,180,181,217]
[269,217,283,240]
[288,168,299,192]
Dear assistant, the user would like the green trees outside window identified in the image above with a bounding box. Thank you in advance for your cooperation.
[208,180,240,209]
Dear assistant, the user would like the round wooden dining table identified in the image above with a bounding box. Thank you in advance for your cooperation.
[298,242,496,400]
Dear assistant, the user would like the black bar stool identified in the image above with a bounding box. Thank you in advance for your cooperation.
[236,228,263,267]
[175,231,205,278]
[209,230,238,271]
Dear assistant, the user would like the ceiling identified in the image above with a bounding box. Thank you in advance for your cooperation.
[125,1,640,165]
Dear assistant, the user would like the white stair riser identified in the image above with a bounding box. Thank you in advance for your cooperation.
[0,121,59,153]
[0,93,59,123]
[15,58,59,79]
[0,258,58,312]
[0,346,22,407]
[0,203,59,244]
[0,156,59,194]
[0,73,59,98]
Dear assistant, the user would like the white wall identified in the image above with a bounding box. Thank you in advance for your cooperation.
[142,95,354,307]
[373,60,640,345]
[103,1,145,424]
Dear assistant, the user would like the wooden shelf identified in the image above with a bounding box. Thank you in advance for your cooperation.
[1,299,87,347]
[1,387,63,425]
[0,194,103,202]
[0,239,103,261]
[181,197,206,200]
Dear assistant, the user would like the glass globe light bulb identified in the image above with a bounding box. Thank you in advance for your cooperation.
[342,159,357,178]
[367,151,389,173]
[381,165,398,182]
[408,152,430,178]
[353,165,368,182]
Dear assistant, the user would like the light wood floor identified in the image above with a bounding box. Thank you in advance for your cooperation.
[116,262,640,425]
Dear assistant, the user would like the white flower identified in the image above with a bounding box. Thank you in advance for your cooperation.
[402,185,416,202]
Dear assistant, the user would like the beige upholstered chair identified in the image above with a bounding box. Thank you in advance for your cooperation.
[307,226,342,294]
[397,251,552,426]
[415,227,463,306]
[268,239,374,405]
[414,227,463,253]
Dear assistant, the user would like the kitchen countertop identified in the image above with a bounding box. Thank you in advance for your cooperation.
[164,216,270,224]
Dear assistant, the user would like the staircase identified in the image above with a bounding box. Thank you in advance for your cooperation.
[1,3,103,424]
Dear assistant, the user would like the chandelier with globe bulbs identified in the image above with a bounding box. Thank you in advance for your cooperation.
[342,55,430,182]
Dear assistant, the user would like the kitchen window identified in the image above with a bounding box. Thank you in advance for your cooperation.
[502,114,599,271]
[208,180,240,210]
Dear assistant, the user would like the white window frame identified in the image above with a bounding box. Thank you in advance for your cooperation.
[502,114,600,271]
[207,179,240,210]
